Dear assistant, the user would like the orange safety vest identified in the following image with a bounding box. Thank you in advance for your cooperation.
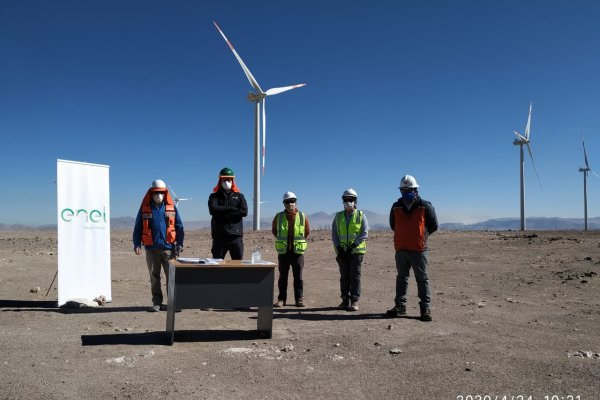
[140,190,177,246]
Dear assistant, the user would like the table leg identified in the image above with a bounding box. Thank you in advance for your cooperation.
[257,306,273,338]
[166,261,176,345]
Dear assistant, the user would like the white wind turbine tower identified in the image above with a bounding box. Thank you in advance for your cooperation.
[578,138,600,231]
[213,21,306,230]
[513,102,542,231]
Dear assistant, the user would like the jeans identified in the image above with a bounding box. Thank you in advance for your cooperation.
[277,251,304,302]
[211,235,244,260]
[336,253,363,302]
[145,248,172,306]
[395,250,430,311]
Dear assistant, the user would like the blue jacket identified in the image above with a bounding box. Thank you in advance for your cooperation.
[132,201,184,250]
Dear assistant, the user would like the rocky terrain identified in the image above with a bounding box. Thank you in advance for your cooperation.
[1,229,599,399]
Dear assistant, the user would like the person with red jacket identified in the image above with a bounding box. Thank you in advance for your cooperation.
[386,175,437,321]
[133,179,184,312]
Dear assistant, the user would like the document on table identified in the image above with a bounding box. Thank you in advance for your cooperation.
[177,257,223,265]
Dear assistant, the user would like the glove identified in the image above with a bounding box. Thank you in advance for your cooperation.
[347,242,358,252]
[176,245,183,256]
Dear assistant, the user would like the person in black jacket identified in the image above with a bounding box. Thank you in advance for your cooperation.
[208,167,248,260]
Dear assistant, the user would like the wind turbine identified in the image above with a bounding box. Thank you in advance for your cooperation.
[513,102,542,231]
[213,21,306,231]
[578,137,600,231]
[168,185,191,207]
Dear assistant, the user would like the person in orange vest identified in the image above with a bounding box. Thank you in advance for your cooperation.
[133,179,184,312]
[386,175,437,322]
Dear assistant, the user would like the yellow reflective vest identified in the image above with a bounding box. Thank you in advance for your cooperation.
[334,210,367,254]
[275,211,308,255]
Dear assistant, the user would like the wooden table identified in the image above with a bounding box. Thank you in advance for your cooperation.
[166,259,275,345]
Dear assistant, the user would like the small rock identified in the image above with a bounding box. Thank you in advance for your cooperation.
[30,287,41,293]
[387,325,393,330]
[282,344,294,352]
[140,351,155,358]
[465,367,472,372]
[334,343,341,347]
[390,348,402,355]
[93,295,106,306]
[477,302,486,308]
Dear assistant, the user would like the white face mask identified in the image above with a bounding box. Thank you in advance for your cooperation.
[284,202,296,211]
[221,180,233,190]
[343,201,354,210]
[153,193,164,204]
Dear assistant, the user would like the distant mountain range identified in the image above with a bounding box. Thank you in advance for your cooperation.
[1,214,599,231]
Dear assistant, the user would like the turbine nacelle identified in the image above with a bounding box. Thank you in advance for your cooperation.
[247,92,266,102]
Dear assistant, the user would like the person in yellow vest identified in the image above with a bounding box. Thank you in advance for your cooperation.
[272,191,309,307]
[332,188,369,311]
[133,179,185,312]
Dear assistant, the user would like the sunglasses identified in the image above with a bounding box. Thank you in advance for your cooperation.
[283,199,296,205]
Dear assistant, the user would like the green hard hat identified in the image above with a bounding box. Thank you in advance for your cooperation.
[219,167,235,177]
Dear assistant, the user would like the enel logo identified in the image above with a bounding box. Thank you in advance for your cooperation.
[61,207,107,223]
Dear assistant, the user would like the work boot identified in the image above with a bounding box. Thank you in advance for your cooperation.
[295,299,305,307]
[349,301,359,311]
[149,304,160,312]
[273,300,285,308]
[420,309,432,322]
[385,305,406,318]
[338,298,350,309]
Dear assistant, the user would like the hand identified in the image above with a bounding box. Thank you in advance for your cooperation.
[134,247,141,255]
[176,245,183,256]
[348,242,357,250]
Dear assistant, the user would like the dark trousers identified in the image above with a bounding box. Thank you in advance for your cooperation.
[336,253,363,302]
[395,250,430,311]
[211,235,244,260]
[277,251,304,302]
[145,248,171,306]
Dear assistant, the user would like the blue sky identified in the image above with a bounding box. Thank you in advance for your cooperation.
[2,0,600,226]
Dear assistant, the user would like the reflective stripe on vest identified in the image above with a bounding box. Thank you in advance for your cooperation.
[140,190,177,246]
[335,210,366,254]
[275,211,307,254]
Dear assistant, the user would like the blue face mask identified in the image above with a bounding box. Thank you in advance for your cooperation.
[401,190,416,202]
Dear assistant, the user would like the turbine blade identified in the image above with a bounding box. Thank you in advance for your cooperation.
[261,98,266,176]
[524,102,532,139]
[591,170,600,178]
[526,142,542,189]
[582,139,590,169]
[265,83,307,96]
[168,185,179,202]
[213,21,264,94]
[514,131,527,141]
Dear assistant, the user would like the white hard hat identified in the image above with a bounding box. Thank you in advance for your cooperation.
[151,179,167,191]
[283,191,297,202]
[399,175,419,189]
[342,188,358,199]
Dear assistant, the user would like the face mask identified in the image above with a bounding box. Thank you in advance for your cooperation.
[401,190,416,202]
[153,193,164,203]
[285,202,295,211]
[343,201,354,210]
[221,180,232,191]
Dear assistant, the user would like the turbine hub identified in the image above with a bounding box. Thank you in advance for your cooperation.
[247,92,265,102]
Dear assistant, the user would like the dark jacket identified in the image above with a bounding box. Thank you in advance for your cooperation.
[389,196,437,251]
[208,189,248,237]
[132,201,184,250]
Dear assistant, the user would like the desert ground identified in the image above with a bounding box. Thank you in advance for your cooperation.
[0,229,599,400]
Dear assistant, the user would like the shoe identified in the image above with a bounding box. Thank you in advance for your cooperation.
[420,309,432,322]
[385,305,406,318]
[274,300,285,308]
[295,299,305,307]
[149,305,160,312]
[159,304,168,311]
[349,301,359,311]
[338,298,350,309]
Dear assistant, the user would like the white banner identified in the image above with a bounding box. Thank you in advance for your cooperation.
[57,159,111,306]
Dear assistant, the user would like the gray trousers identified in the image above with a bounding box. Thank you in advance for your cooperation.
[395,250,431,311]
[145,248,172,306]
